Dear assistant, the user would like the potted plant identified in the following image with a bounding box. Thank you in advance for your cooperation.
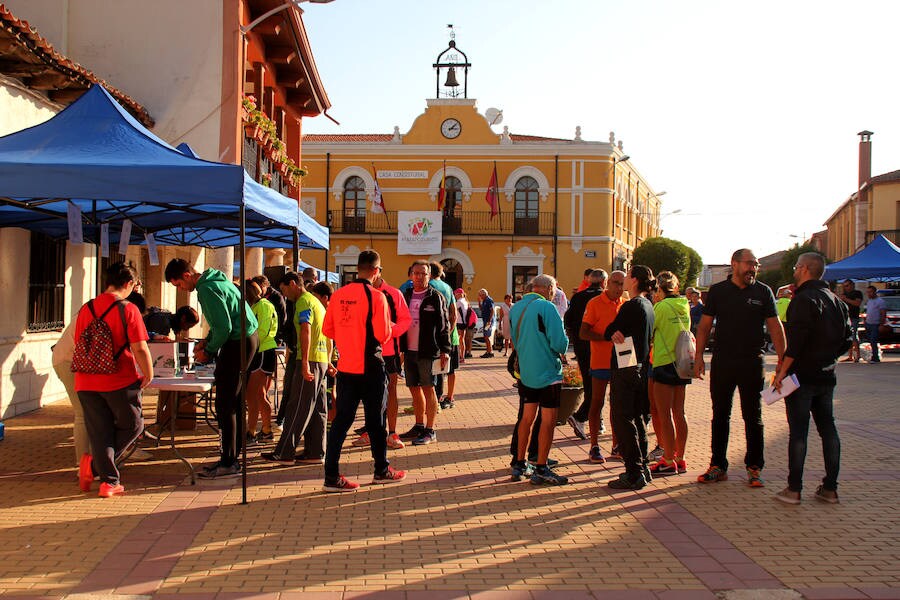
[261,172,272,187]
[556,363,584,425]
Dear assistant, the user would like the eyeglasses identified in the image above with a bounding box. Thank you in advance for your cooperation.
[793,264,804,271]
[739,260,761,268]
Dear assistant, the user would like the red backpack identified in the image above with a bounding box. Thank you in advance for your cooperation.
[71,300,129,374]
[465,306,477,329]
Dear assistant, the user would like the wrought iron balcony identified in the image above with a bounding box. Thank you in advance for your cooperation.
[328,210,556,236]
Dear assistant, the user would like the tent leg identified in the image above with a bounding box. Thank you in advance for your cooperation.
[239,205,248,505]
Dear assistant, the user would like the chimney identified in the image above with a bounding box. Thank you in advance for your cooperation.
[858,130,873,189]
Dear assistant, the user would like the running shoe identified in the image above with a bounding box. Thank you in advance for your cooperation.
[352,432,371,447]
[528,456,559,467]
[198,463,241,479]
[296,455,325,464]
[608,473,646,490]
[530,466,569,486]
[510,462,534,481]
[98,482,125,498]
[386,433,405,449]
[323,475,360,493]
[260,452,295,464]
[774,487,801,505]
[372,466,407,484]
[649,458,677,475]
[746,467,765,488]
[588,446,605,464]
[399,425,426,441]
[480,352,494,358]
[567,416,587,440]
[814,485,839,504]
[412,430,437,445]
[697,465,728,483]
[439,396,455,409]
[608,445,623,460]
[245,432,259,447]
[676,459,687,474]
[258,430,275,442]
[648,445,664,461]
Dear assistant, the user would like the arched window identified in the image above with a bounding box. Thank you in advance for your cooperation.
[342,176,366,233]
[444,176,463,217]
[515,176,539,235]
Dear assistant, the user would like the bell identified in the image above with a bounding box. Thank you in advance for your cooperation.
[443,67,460,88]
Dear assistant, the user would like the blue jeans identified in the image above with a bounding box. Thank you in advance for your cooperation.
[325,369,389,480]
[865,323,881,361]
[784,383,841,492]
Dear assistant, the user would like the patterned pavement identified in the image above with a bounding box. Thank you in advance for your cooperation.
[0,352,898,600]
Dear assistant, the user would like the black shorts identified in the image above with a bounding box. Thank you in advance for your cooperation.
[404,351,434,388]
[448,346,460,374]
[518,382,561,409]
[652,362,690,386]
[249,348,276,374]
[384,354,402,375]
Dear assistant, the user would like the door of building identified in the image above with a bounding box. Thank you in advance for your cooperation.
[511,265,538,301]
[441,258,462,290]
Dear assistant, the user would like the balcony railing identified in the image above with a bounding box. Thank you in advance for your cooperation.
[328,210,556,236]
[867,229,900,246]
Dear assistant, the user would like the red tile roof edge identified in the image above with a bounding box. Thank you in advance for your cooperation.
[0,3,154,126]
[869,169,900,184]
[302,133,577,143]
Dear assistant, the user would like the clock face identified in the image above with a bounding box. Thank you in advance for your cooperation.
[441,118,462,139]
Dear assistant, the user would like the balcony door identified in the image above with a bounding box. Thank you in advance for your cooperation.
[343,176,367,233]
[514,176,539,235]
[442,176,463,234]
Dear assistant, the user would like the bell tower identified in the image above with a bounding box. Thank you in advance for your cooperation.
[433,24,471,99]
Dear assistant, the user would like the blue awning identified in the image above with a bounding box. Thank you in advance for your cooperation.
[823,235,900,282]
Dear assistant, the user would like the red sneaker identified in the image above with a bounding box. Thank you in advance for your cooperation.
[323,475,360,493]
[676,459,687,474]
[373,466,407,484]
[697,465,728,483]
[98,482,125,498]
[78,453,93,492]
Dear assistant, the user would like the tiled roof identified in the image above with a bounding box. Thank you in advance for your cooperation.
[302,133,576,143]
[302,134,393,143]
[0,3,153,126]
[870,169,900,185]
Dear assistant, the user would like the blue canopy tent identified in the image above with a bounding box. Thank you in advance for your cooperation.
[0,84,329,500]
[0,85,327,251]
[823,235,900,282]
[297,259,339,284]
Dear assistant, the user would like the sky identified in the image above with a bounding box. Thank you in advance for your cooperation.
[300,0,900,264]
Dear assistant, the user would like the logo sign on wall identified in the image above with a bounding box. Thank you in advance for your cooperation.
[397,210,442,255]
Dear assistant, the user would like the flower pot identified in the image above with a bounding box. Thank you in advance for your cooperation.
[244,124,260,139]
[556,386,584,425]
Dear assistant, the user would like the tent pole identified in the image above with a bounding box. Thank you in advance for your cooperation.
[293,228,299,272]
[93,200,100,295]
[325,152,331,281]
[239,205,248,505]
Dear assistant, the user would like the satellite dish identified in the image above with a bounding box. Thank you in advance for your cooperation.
[485,107,503,126]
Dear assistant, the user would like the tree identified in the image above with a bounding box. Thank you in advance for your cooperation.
[632,237,703,289]
[778,243,823,285]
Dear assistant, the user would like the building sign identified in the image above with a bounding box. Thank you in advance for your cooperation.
[377,170,428,179]
[398,210,442,255]
[584,250,596,258]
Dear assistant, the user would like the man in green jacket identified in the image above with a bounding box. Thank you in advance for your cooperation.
[165,258,259,479]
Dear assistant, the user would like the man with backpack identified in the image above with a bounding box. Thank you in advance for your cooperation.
[74,262,153,498]
[165,258,259,479]
[772,252,852,505]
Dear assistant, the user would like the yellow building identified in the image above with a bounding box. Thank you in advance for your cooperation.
[825,131,900,262]
[300,39,663,298]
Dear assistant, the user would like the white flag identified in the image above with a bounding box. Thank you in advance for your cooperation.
[371,179,385,214]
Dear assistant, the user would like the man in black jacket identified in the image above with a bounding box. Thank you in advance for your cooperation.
[399,260,451,445]
[772,252,851,505]
[564,269,607,440]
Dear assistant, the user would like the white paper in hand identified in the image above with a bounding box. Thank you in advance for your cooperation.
[762,374,800,405]
[614,336,637,368]
[432,357,450,375]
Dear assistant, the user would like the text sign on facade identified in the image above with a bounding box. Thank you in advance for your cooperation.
[397,210,443,255]
[377,170,429,179]
[584,250,596,258]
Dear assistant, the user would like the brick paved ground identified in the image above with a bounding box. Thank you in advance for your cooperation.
[1,352,898,599]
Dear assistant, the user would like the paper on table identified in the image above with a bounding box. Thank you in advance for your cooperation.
[761,374,800,405]
[614,336,637,368]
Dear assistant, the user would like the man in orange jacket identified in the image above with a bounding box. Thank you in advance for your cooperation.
[321,250,406,492]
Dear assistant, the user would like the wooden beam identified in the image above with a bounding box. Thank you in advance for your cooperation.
[26,72,72,90]
[267,46,297,64]
[0,37,22,53]
[251,21,281,36]
[48,88,88,104]
[277,76,305,89]
[0,58,48,77]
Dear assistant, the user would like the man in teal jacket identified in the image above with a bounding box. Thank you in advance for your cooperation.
[165,258,259,479]
[509,274,570,485]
